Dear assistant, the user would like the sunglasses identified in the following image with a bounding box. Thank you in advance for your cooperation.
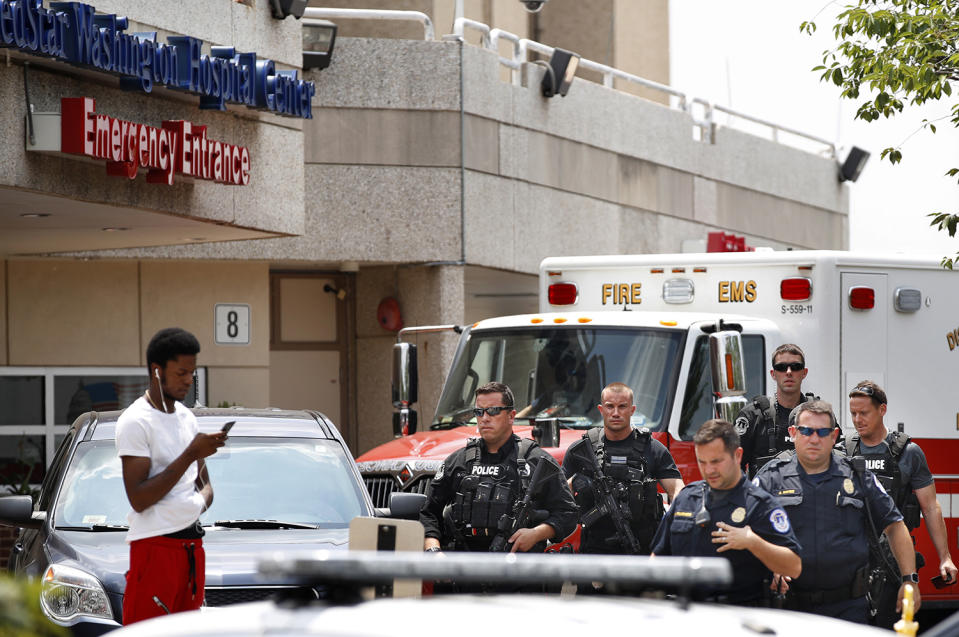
[795,426,833,438]
[772,362,805,372]
[473,406,512,418]
[851,385,887,404]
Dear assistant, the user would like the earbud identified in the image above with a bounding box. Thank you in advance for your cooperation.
[154,368,161,381]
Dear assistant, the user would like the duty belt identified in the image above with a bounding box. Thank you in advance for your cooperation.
[789,571,868,609]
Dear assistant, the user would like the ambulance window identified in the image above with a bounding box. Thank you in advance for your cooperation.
[678,335,765,440]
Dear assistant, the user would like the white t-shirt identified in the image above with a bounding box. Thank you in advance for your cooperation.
[115,396,205,542]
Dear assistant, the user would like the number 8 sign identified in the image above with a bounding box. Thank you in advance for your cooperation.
[215,304,251,345]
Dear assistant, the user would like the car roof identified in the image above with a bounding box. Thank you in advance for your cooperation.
[78,408,338,441]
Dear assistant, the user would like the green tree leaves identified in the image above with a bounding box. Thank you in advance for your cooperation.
[809,0,958,267]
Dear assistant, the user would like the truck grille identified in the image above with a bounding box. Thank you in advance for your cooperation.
[363,474,434,508]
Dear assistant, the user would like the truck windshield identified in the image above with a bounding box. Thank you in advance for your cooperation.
[433,327,684,431]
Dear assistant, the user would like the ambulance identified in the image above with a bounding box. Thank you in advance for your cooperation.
[356,250,959,605]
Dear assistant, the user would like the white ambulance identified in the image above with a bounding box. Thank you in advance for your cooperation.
[360,250,959,605]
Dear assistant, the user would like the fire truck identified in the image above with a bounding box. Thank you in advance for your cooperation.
[357,250,959,605]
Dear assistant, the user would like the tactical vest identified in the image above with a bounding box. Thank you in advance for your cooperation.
[844,431,921,530]
[749,392,817,472]
[580,427,664,549]
[449,437,536,537]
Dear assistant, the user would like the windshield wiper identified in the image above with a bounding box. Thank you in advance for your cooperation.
[513,416,596,430]
[430,420,471,430]
[211,519,319,530]
[57,524,129,532]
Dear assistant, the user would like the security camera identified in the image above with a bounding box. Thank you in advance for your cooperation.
[519,0,548,13]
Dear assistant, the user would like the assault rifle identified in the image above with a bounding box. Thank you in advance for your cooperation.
[579,434,643,555]
[489,458,554,552]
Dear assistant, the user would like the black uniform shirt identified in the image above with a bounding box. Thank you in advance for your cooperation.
[563,431,680,553]
[419,435,578,550]
[650,475,800,602]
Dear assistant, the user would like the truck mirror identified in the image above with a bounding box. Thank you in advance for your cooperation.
[532,418,561,448]
[709,331,748,423]
[392,342,418,407]
[392,343,418,436]
[392,409,418,437]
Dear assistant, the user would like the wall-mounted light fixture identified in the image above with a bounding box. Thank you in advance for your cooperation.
[541,48,580,98]
[270,0,307,20]
[839,145,870,182]
[302,19,338,70]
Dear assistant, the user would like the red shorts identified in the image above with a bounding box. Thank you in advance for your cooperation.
[123,535,205,625]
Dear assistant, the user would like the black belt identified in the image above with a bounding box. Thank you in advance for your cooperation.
[789,574,867,609]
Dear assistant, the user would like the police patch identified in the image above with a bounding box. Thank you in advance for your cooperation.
[734,415,750,436]
[769,508,790,533]
[434,463,445,480]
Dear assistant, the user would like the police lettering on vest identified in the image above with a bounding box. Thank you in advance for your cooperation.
[471,465,503,477]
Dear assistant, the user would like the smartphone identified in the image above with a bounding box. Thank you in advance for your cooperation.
[220,421,236,435]
[931,574,955,589]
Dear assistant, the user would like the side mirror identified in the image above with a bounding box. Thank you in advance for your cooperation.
[0,495,41,530]
[392,343,418,436]
[385,492,427,520]
[708,330,748,423]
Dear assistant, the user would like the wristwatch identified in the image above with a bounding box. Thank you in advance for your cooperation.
[902,573,919,584]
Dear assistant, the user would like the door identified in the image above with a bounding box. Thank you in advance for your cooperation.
[839,272,887,430]
[270,272,356,450]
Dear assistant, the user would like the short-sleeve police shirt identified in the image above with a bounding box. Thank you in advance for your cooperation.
[650,476,800,601]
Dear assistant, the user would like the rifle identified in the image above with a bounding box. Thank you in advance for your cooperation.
[489,457,554,552]
[579,433,644,555]
[849,456,900,617]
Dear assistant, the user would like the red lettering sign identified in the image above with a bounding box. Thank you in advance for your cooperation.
[59,97,250,186]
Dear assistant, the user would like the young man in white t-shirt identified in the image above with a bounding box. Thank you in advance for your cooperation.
[116,327,226,624]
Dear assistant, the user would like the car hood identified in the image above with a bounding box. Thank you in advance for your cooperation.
[355,425,583,465]
[48,528,350,594]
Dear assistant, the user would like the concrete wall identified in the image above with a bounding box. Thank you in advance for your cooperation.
[3,259,270,406]
[355,264,464,455]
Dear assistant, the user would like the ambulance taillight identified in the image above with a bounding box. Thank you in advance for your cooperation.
[548,283,578,306]
[849,286,875,310]
[780,277,812,302]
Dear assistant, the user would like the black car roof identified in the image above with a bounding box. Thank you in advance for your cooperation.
[78,408,338,442]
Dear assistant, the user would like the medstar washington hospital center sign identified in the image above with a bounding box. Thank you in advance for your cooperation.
[1,0,315,119]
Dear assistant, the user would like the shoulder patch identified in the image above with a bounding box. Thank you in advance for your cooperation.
[735,415,750,436]
[751,477,760,487]
[769,508,791,533]
[434,463,445,480]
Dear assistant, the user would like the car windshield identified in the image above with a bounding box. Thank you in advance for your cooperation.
[433,327,684,431]
[53,437,368,529]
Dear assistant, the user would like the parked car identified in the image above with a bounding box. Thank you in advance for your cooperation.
[0,408,379,635]
[107,552,888,637]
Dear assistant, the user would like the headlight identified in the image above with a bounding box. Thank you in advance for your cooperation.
[40,564,112,622]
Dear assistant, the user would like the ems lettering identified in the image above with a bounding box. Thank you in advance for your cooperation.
[601,282,642,306]
[718,280,757,303]
[471,465,501,477]
[948,327,959,351]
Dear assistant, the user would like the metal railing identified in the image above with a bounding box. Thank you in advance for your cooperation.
[450,17,835,157]
[297,10,835,158]
[302,7,434,41]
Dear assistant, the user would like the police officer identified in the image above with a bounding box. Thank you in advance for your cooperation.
[563,382,684,555]
[737,344,817,478]
[420,382,577,554]
[754,400,918,624]
[650,419,802,605]
[845,381,956,628]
